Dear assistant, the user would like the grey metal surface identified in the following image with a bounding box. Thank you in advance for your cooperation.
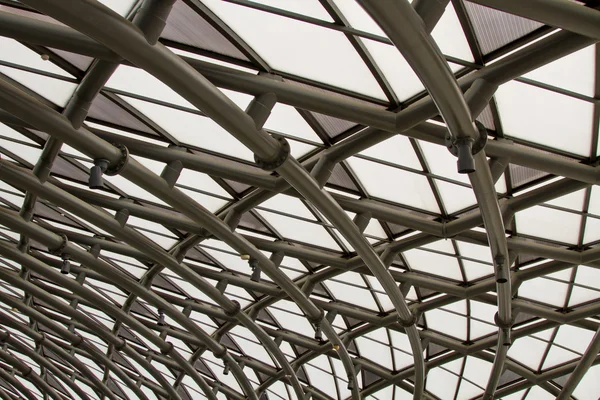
[0,0,597,399]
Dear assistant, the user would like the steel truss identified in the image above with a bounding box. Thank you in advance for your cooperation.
[0,0,597,399]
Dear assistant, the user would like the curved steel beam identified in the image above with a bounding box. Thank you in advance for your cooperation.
[0,236,217,400]
[0,347,61,400]
[352,3,512,397]
[0,293,148,400]
[0,367,36,400]
[32,233,600,400]
[1,5,359,397]
[16,2,428,397]
[0,311,116,400]
[0,199,247,400]
[0,13,597,182]
[556,327,600,399]
[0,256,179,400]
[0,330,92,400]
[17,0,176,257]
[357,0,480,170]
[469,0,600,40]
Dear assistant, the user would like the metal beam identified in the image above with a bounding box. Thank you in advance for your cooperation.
[556,327,600,399]
[0,11,597,182]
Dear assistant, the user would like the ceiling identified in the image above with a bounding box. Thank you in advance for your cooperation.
[0,0,598,399]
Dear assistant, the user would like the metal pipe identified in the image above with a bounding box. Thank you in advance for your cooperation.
[0,238,217,400]
[0,12,597,182]
[0,169,258,399]
[0,311,116,399]
[0,331,92,400]
[0,348,60,400]
[0,252,181,400]
[0,365,36,400]
[556,327,600,400]
[0,293,149,400]
[358,0,480,174]
[412,0,450,33]
[0,79,302,400]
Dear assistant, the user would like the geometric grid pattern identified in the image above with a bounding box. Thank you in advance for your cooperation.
[0,0,598,399]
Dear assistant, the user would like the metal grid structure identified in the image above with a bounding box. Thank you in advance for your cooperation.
[0,0,598,399]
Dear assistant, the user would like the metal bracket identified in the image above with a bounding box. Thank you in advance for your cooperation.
[398,311,418,328]
[105,143,130,176]
[49,233,69,256]
[445,121,488,173]
[254,134,290,171]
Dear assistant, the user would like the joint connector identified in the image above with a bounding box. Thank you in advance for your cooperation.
[445,121,487,174]
[254,134,290,171]
[398,312,418,328]
[225,300,241,317]
[160,341,173,355]
[49,233,69,256]
[494,312,514,331]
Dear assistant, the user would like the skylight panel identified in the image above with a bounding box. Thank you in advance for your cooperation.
[202,0,386,99]
[573,364,600,400]
[545,188,586,211]
[355,334,393,369]
[430,3,474,62]
[348,157,440,213]
[426,308,467,340]
[583,215,600,243]
[462,260,494,281]
[97,0,137,16]
[230,326,275,367]
[257,209,342,250]
[515,205,582,244]
[426,366,460,399]
[508,335,548,370]
[331,0,386,37]
[259,194,317,220]
[0,66,77,107]
[360,38,426,101]
[570,266,600,307]
[587,186,600,216]
[523,44,596,97]
[0,138,42,166]
[358,134,422,169]
[0,37,73,77]
[178,187,230,213]
[435,179,477,214]
[404,248,463,281]
[268,300,314,338]
[495,81,595,157]
[305,358,338,399]
[326,278,379,310]
[264,103,322,143]
[120,96,255,161]
[519,274,569,307]
[252,0,334,21]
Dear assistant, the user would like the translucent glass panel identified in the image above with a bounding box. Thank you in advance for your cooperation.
[515,205,582,244]
[348,157,440,213]
[523,45,596,97]
[98,0,137,16]
[0,37,73,77]
[495,81,595,156]
[203,0,386,99]
[404,242,463,281]
[252,0,333,21]
[0,66,76,107]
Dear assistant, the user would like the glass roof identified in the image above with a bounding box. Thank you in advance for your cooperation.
[0,0,598,400]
